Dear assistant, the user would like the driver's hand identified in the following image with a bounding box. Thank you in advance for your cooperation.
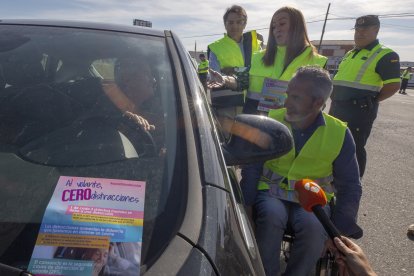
[124,111,155,131]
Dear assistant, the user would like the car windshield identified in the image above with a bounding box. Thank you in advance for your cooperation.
[0,24,186,274]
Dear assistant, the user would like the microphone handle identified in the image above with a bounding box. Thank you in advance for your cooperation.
[312,205,341,240]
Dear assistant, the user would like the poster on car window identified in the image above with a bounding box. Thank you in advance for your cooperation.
[28,176,146,276]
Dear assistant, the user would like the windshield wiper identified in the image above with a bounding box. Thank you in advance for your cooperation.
[0,263,33,276]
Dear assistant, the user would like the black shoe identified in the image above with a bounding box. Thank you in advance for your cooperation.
[408,224,414,237]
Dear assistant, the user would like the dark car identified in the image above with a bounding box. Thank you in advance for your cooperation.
[0,20,292,276]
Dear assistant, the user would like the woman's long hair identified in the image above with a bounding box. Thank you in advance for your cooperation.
[262,6,316,69]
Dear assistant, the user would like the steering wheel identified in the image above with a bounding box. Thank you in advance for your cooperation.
[16,112,157,167]
[115,113,157,158]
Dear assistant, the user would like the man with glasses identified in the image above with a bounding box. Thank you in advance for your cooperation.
[207,5,261,137]
[329,15,400,177]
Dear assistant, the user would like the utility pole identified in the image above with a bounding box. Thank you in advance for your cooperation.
[318,3,331,53]
[194,40,197,59]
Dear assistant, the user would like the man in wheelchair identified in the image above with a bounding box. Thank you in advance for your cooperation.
[240,66,362,275]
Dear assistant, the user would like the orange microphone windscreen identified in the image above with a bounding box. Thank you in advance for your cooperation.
[294,179,327,212]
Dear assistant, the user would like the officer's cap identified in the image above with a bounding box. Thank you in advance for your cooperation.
[354,15,380,28]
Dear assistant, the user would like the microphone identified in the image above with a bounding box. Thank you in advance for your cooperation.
[294,179,341,240]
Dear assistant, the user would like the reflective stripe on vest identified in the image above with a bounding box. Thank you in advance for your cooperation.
[257,108,346,203]
[246,46,327,110]
[333,43,394,92]
[257,173,335,202]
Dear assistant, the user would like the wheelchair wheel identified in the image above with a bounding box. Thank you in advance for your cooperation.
[315,252,339,276]
[281,234,294,263]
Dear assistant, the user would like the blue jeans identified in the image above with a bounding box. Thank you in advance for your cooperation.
[255,190,329,276]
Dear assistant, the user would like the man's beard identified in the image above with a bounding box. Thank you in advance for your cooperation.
[284,111,313,123]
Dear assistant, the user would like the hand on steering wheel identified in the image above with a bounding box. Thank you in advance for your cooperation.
[123,111,155,132]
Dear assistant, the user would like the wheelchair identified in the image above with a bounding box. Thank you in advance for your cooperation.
[279,199,363,276]
[280,229,339,276]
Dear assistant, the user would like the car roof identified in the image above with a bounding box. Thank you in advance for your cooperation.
[0,19,167,37]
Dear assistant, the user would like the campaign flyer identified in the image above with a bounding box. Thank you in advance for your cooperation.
[261,78,289,97]
[28,176,145,276]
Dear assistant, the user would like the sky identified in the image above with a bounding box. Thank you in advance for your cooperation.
[1,0,414,61]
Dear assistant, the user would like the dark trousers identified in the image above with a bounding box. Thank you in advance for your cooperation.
[198,73,208,92]
[329,97,378,177]
[399,79,409,93]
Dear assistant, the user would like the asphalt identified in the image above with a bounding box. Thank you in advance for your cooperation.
[323,89,414,275]
[355,88,414,275]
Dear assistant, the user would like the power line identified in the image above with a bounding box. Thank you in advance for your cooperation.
[381,23,414,29]
[181,13,414,39]
[329,12,414,19]
[307,13,328,20]
[183,32,225,38]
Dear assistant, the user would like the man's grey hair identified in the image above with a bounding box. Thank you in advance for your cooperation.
[291,66,333,102]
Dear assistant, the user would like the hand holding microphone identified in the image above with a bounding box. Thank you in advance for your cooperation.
[294,179,341,240]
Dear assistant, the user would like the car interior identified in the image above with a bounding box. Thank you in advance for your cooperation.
[0,25,188,272]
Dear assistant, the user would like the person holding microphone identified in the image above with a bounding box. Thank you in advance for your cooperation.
[328,236,377,276]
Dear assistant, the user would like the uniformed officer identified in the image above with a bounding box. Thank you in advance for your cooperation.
[398,66,412,94]
[329,15,401,177]
[197,53,209,92]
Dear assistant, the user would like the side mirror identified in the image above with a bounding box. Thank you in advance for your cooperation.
[222,114,293,166]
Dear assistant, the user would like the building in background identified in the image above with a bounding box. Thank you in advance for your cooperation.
[311,40,354,75]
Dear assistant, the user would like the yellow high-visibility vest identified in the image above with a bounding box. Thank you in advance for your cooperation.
[208,30,261,107]
[333,43,400,92]
[198,60,209,74]
[402,69,411,80]
[208,30,261,69]
[246,46,327,111]
[257,108,347,203]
